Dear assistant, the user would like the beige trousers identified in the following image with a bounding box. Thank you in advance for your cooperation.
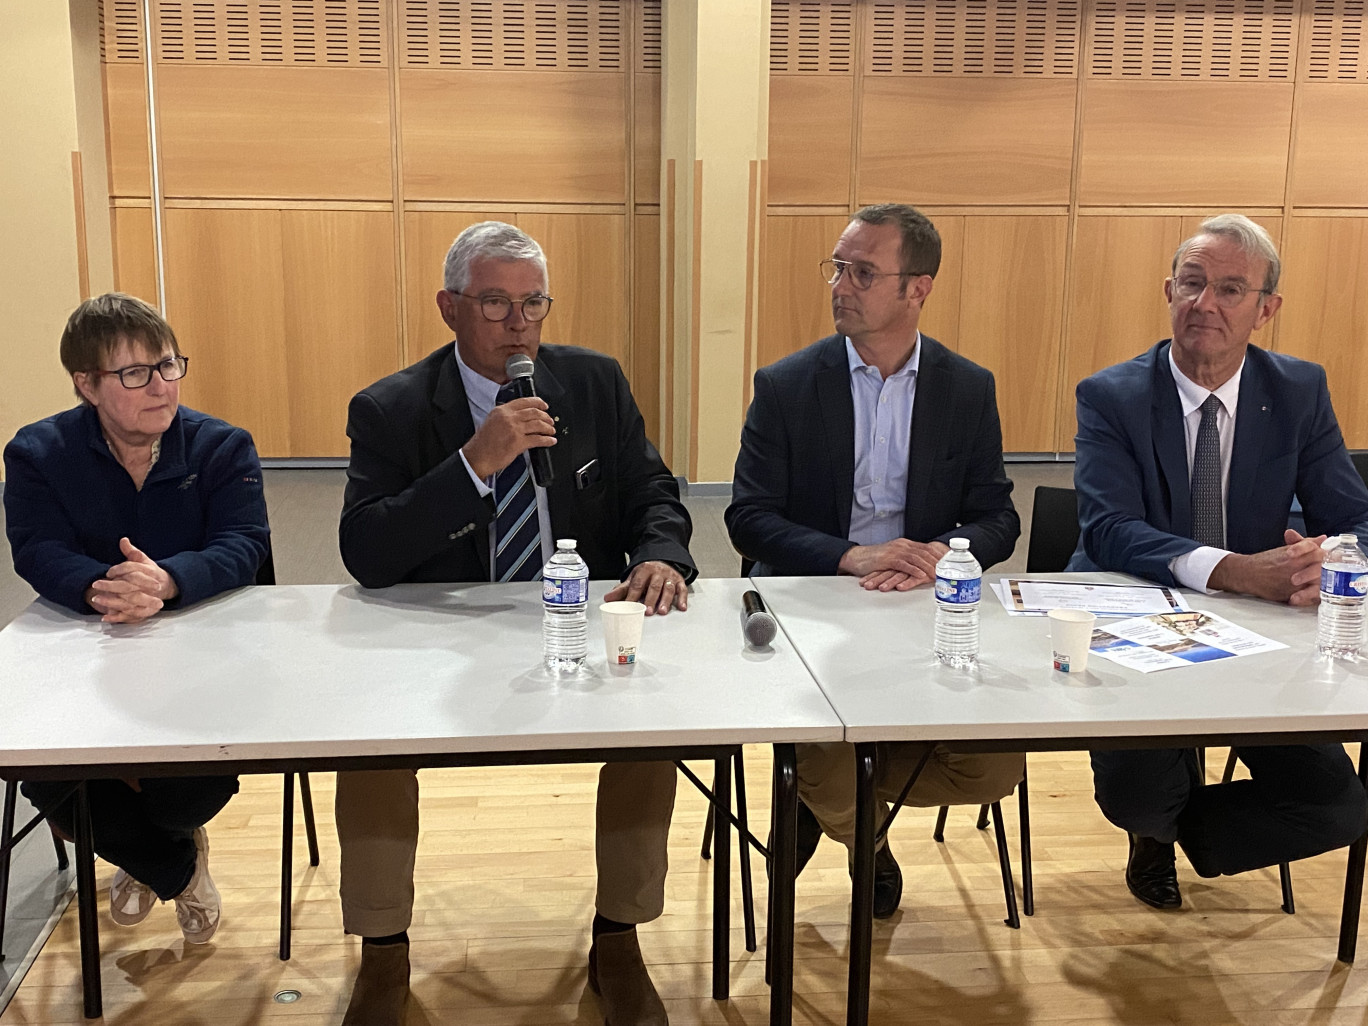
[334,761,677,937]
[796,742,1025,855]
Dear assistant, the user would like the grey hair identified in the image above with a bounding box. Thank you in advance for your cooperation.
[1172,213,1281,293]
[442,221,548,293]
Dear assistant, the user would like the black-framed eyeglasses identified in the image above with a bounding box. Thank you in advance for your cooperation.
[451,290,554,323]
[1170,275,1272,309]
[820,258,927,290]
[96,356,189,389]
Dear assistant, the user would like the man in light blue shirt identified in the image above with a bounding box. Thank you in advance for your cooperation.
[728,204,1024,918]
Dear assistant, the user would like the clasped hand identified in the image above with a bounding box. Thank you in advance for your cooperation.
[85,537,179,624]
[838,538,951,592]
[462,397,557,480]
[1209,529,1327,605]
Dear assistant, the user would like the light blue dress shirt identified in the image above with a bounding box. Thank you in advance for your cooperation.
[846,334,920,546]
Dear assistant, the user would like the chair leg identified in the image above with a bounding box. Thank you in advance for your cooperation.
[932,806,949,842]
[299,773,320,868]
[733,750,757,953]
[279,773,294,962]
[1,780,16,962]
[990,802,1020,929]
[1018,764,1034,917]
[1222,749,1238,784]
[976,804,991,831]
[1280,862,1295,915]
[700,769,715,861]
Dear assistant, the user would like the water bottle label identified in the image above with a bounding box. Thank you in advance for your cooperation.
[543,577,588,605]
[934,575,980,604]
[1321,568,1368,598]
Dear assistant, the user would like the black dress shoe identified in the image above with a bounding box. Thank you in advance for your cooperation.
[872,843,903,919]
[1126,832,1182,909]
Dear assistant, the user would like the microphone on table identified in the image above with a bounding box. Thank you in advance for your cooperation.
[504,354,555,487]
[742,589,778,647]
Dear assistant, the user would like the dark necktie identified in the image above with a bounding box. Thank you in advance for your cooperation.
[492,382,542,582]
[1190,393,1225,548]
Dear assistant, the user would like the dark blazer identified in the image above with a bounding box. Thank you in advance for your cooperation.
[339,342,695,589]
[1069,340,1368,585]
[725,333,1020,576]
[4,404,269,614]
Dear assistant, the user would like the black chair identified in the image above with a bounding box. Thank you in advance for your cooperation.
[1351,452,1368,489]
[255,547,323,961]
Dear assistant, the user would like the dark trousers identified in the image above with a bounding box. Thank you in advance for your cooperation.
[22,776,239,900]
[1091,744,1367,877]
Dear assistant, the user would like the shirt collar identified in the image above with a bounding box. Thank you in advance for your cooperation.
[845,333,921,381]
[1168,345,1243,419]
[453,341,502,418]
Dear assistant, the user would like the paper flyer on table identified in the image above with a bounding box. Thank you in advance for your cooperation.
[991,579,1191,617]
[1087,610,1286,673]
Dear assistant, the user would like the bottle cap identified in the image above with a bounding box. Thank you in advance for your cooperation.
[556,538,577,551]
[949,537,970,550]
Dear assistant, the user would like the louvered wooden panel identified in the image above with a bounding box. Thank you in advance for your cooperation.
[401,0,625,70]
[154,1,386,65]
[1303,0,1367,79]
[769,0,855,73]
[100,0,145,62]
[637,0,660,72]
[864,0,1079,76]
[1089,0,1295,79]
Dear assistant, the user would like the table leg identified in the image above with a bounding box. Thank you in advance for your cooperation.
[769,744,796,1026]
[74,783,102,1019]
[712,754,731,1001]
[1337,747,1368,963]
[280,772,294,961]
[847,742,876,1026]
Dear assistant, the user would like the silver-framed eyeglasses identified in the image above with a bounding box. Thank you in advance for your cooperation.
[97,356,189,389]
[820,258,926,290]
[451,290,553,323]
[1170,275,1272,309]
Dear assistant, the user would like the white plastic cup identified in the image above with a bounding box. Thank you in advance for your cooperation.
[600,601,647,665]
[1049,608,1096,674]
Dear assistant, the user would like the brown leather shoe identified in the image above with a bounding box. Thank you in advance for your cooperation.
[341,941,410,1026]
[587,929,668,1026]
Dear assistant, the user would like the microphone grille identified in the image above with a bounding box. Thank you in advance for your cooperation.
[505,353,536,379]
[744,611,778,647]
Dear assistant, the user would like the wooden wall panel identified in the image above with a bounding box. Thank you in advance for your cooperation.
[757,214,850,370]
[860,79,1076,205]
[401,71,627,202]
[1060,215,1180,448]
[917,213,964,350]
[111,206,158,305]
[103,63,150,198]
[958,215,1067,451]
[633,214,661,443]
[1290,84,1368,208]
[519,213,628,367]
[1077,81,1294,205]
[767,76,853,206]
[1276,217,1368,447]
[280,211,400,456]
[156,66,392,200]
[163,207,290,455]
[402,211,506,361]
[634,74,661,205]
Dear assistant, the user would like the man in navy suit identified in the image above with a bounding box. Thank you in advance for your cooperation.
[727,204,1025,919]
[1071,213,1368,910]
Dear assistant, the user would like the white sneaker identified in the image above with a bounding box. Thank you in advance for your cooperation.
[173,827,221,944]
[109,869,156,926]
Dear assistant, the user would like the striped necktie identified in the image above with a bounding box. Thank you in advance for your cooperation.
[492,382,543,582]
[1190,393,1225,549]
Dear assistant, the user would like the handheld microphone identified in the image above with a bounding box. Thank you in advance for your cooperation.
[741,589,778,647]
[504,354,555,487]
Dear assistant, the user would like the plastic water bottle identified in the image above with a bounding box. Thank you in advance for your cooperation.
[543,538,589,674]
[1318,534,1368,660]
[934,537,981,668]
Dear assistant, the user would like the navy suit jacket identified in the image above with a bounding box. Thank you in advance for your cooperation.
[340,342,695,589]
[1069,340,1368,585]
[725,333,1020,576]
